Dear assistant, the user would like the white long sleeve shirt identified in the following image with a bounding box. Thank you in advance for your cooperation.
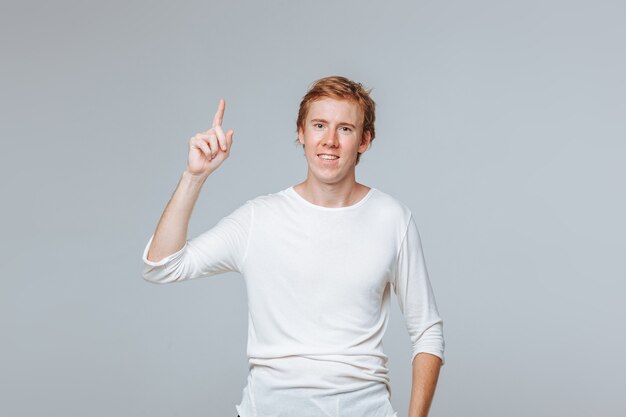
[142,185,445,417]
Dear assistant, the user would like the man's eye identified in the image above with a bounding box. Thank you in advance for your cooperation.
[314,123,324,128]
[340,127,352,132]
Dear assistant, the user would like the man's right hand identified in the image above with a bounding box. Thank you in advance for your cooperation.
[186,98,234,177]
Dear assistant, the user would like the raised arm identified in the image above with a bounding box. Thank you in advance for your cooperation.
[146,99,235,263]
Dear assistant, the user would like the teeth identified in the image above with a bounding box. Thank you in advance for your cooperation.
[319,154,339,160]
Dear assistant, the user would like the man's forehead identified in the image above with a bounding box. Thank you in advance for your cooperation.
[306,97,362,122]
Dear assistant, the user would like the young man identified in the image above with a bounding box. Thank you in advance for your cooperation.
[142,76,445,417]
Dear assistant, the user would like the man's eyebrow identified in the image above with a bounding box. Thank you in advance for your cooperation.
[310,118,357,129]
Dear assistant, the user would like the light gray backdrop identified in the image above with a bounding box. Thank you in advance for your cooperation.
[1,0,624,416]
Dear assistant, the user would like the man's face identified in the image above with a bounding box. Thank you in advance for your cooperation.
[298,97,371,187]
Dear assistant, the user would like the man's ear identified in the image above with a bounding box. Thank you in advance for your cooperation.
[358,131,372,153]
[298,126,304,145]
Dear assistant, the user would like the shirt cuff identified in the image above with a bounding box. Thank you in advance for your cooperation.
[411,349,445,366]
[142,233,187,267]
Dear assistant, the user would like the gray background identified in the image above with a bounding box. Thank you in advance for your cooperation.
[1,0,624,416]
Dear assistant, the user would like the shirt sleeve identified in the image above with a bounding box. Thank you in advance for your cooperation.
[141,200,253,284]
[391,214,446,366]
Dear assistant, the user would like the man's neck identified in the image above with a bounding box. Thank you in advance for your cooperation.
[293,181,371,208]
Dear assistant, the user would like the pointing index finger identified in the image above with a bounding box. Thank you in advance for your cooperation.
[212,98,225,128]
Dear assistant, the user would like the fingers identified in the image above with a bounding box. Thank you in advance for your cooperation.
[195,98,232,159]
[190,134,211,159]
[226,129,234,149]
[212,98,225,128]
[191,128,230,160]
[204,131,220,159]
[190,133,215,159]
[214,125,227,151]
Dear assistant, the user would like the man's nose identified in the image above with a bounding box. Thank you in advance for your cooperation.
[324,128,339,146]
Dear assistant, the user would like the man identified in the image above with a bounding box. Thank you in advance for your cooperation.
[142,76,445,417]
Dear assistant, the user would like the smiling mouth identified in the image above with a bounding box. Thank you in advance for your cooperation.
[317,154,340,160]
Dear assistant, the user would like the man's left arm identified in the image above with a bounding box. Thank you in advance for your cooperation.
[408,352,442,417]
[391,214,446,417]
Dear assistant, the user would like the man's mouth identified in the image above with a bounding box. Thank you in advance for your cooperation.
[317,153,339,160]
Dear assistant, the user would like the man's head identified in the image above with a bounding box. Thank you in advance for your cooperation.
[295,76,376,166]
